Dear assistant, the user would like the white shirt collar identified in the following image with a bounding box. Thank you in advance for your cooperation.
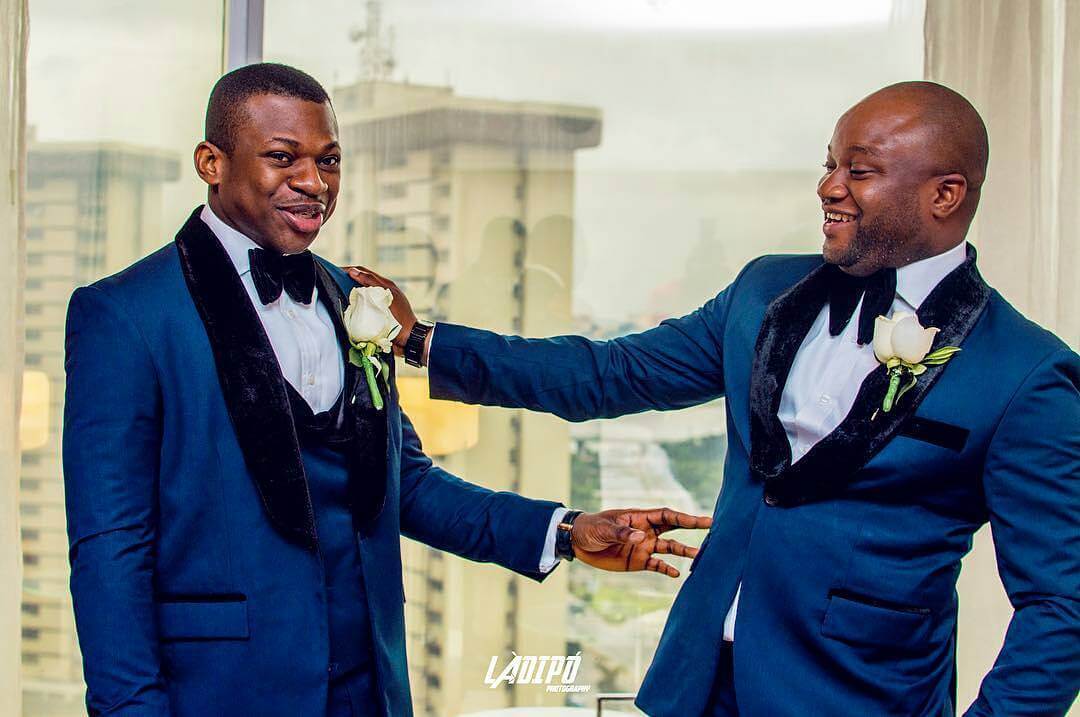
[894,241,968,310]
[199,204,261,276]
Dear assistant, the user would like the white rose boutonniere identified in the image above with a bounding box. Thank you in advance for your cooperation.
[872,312,960,415]
[343,286,402,410]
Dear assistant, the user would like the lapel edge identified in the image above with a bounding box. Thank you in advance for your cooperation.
[175,207,318,551]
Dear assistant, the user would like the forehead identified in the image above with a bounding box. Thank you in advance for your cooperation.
[829,97,927,158]
[236,94,338,146]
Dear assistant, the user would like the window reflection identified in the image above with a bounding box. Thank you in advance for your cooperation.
[20,2,224,715]
[16,0,924,714]
[266,1,922,714]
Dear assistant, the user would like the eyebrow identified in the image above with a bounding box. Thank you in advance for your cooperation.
[267,137,341,153]
[825,144,881,157]
[847,144,880,157]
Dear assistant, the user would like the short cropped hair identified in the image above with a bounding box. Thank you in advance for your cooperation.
[204,63,331,155]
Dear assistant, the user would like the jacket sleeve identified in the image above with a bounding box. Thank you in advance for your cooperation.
[63,286,170,716]
[963,347,1080,717]
[427,261,757,422]
[397,412,561,581]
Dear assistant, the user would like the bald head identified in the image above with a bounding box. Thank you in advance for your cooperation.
[855,81,989,194]
[818,81,990,275]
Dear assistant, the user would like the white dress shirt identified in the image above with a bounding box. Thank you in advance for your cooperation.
[201,205,343,413]
[202,205,563,570]
[721,241,968,641]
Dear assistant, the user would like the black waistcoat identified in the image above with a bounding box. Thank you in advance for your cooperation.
[285,380,376,678]
[283,278,386,679]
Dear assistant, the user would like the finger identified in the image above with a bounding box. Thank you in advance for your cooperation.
[346,267,378,286]
[646,556,680,578]
[347,266,393,288]
[653,538,697,559]
[645,508,713,533]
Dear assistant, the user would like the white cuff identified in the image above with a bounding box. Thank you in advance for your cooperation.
[539,507,570,573]
[425,324,436,370]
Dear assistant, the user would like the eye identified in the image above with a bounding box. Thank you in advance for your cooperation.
[821,162,836,171]
[849,168,872,177]
[268,151,292,163]
[320,155,341,168]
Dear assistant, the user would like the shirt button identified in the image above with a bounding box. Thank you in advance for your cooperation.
[764,494,779,507]
[818,394,831,405]
[306,375,315,385]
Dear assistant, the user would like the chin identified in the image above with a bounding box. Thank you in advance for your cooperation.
[265,222,319,254]
[821,239,853,267]
[282,234,318,254]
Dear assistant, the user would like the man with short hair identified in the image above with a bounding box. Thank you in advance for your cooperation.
[354,82,1080,715]
[62,62,709,717]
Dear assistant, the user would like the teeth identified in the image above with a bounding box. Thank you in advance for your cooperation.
[285,206,320,217]
[825,212,854,223]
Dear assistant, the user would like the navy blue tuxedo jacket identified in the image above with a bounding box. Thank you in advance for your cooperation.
[62,208,560,716]
[429,248,1080,716]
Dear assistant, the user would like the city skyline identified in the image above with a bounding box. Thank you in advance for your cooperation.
[28,0,924,320]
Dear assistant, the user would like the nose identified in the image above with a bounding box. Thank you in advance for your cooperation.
[817,170,848,202]
[288,158,328,197]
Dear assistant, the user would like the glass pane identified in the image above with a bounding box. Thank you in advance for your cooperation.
[265,1,923,715]
[21,3,224,715]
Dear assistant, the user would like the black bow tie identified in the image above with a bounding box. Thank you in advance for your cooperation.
[825,265,897,345]
[248,248,316,305]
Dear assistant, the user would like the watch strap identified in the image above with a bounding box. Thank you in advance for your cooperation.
[555,509,584,561]
[404,321,434,367]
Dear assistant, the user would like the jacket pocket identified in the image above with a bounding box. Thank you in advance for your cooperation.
[821,590,931,650]
[156,594,249,641]
[899,416,969,452]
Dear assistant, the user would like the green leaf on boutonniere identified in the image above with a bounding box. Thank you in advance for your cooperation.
[347,342,385,410]
[895,372,919,404]
[922,346,961,365]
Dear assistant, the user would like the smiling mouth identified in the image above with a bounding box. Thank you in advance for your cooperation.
[277,204,326,234]
[824,211,856,224]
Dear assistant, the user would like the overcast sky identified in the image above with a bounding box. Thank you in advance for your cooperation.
[28,0,924,320]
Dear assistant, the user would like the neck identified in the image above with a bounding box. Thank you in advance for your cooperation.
[206,195,276,252]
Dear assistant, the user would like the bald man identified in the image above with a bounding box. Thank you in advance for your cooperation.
[350,82,1079,716]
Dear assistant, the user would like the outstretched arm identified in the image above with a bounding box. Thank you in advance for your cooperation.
[397,414,710,580]
[63,287,170,716]
[964,348,1080,717]
[348,265,748,422]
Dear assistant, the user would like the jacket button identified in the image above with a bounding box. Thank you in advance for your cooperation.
[763,493,778,506]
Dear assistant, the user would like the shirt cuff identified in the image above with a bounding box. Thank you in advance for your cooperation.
[539,506,570,573]
[424,324,436,370]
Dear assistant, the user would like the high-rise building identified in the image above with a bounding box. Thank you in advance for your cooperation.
[321,78,602,715]
[20,141,179,716]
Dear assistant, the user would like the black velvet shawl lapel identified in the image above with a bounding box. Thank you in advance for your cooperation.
[174,208,317,550]
[750,245,991,506]
[313,261,389,533]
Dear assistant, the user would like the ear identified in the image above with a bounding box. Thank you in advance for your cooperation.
[929,173,968,220]
[194,141,226,187]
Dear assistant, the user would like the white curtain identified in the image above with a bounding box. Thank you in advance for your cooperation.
[925,1,1079,713]
[0,0,27,714]
[926,0,1079,346]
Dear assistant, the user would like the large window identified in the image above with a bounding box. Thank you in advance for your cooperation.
[19,3,224,714]
[13,2,933,715]
[264,2,923,715]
